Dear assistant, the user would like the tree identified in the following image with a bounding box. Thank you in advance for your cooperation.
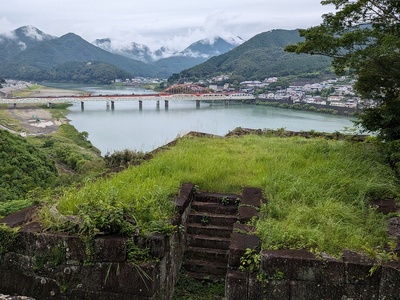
[285,0,400,140]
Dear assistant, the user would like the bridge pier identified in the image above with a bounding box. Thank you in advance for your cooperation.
[196,100,200,108]
[111,101,115,110]
[165,100,169,110]
[139,100,143,110]
[81,101,84,111]
[224,100,230,106]
[156,100,160,109]
[13,103,16,109]
[48,102,52,108]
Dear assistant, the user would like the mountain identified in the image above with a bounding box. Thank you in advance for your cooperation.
[0,25,56,62]
[93,38,154,63]
[150,36,242,75]
[0,32,159,80]
[175,29,333,82]
[92,36,241,74]
[180,36,241,58]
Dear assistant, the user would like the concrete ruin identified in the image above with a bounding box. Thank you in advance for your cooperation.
[0,183,399,299]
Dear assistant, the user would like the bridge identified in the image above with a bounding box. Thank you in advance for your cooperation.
[0,92,255,110]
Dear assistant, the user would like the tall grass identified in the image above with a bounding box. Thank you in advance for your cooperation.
[48,135,399,255]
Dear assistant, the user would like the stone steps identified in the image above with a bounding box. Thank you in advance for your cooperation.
[183,192,240,281]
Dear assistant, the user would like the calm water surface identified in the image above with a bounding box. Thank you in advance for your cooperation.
[46,84,355,155]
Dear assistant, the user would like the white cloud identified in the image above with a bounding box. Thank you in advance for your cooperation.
[0,0,334,49]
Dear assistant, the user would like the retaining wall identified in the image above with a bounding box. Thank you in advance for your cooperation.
[0,183,195,300]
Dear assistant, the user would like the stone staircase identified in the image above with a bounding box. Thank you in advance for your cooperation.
[183,192,240,281]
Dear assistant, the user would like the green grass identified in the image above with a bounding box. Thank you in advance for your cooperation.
[42,134,399,255]
[173,273,225,300]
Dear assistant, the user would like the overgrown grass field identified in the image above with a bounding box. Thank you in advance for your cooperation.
[43,134,399,256]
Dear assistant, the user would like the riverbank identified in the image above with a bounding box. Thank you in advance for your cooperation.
[0,84,83,135]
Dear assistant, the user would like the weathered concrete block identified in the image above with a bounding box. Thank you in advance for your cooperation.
[175,183,195,215]
[261,250,322,282]
[343,250,381,285]
[228,224,259,268]
[237,206,259,223]
[247,274,263,300]
[63,235,87,262]
[0,206,39,228]
[94,236,126,262]
[379,263,400,300]
[100,262,160,297]
[290,281,322,300]
[225,269,248,300]
[12,230,37,256]
[241,187,265,207]
[262,279,290,300]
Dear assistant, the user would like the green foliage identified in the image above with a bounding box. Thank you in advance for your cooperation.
[126,239,153,264]
[239,248,261,273]
[0,199,33,218]
[173,272,225,300]
[30,124,103,175]
[0,129,58,201]
[42,135,399,256]
[104,149,147,169]
[220,196,230,205]
[0,224,18,256]
[48,61,133,84]
[256,101,342,115]
[286,0,400,141]
[363,240,399,276]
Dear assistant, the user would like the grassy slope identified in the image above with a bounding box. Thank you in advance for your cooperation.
[47,134,399,256]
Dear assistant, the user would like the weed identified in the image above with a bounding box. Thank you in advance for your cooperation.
[173,271,225,300]
[201,216,210,226]
[220,196,230,205]
[239,248,261,273]
[38,135,399,257]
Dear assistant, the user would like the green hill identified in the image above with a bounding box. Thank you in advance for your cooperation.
[176,29,333,81]
[0,33,158,81]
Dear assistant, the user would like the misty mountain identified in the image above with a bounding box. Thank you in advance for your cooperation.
[180,36,242,58]
[92,36,242,74]
[175,29,333,82]
[0,25,56,62]
[0,32,159,80]
[93,38,155,63]
[93,36,241,63]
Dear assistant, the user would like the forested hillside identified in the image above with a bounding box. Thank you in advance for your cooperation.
[0,33,158,81]
[176,29,333,81]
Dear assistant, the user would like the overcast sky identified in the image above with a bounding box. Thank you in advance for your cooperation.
[0,0,334,51]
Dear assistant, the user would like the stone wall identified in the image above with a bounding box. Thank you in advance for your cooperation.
[226,248,400,300]
[225,188,400,300]
[0,183,195,300]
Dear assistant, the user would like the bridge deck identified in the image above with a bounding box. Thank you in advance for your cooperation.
[0,93,255,104]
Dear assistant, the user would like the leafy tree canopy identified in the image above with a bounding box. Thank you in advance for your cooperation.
[286,0,400,141]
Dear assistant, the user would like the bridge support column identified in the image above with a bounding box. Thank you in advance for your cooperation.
[224,100,229,106]
[139,100,143,110]
[13,103,16,109]
[48,102,52,108]
[156,100,160,109]
[106,101,110,110]
[81,101,84,111]
[165,100,169,110]
[196,100,200,108]
[111,101,115,110]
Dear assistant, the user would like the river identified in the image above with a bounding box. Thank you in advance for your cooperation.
[44,84,355,155]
